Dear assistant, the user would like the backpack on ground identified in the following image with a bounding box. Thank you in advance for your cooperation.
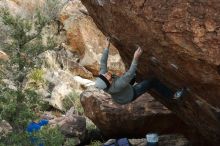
[117,138,131,146]
[103,138,131,146]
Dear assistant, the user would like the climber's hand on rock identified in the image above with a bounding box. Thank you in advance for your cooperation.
[134,45,143,60]
[106,37,111,49]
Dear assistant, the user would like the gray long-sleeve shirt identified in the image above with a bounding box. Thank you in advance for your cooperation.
[100,48,138,104]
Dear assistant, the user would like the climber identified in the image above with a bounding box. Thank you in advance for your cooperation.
[95,37,187,104]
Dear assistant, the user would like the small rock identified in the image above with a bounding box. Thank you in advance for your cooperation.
[0,120,12,137]
[60,115,86,140]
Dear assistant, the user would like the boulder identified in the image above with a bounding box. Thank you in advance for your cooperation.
[42,107,86,142]
[80,87,203,144]
[0,120,12,137]
[2,79,17,90]
[0,51,9,61]
[39,48,93,79]
[81,1,220,145]
[48,81,73,110]
[59,0,125,76]
[39,69,93,110]
[58,110,86,140]
[60,116,86,140]
[25,49,95,110]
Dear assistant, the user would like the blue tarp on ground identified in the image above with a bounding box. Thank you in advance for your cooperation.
[26,119,49,146]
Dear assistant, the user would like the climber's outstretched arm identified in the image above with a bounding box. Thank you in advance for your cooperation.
[99,37,111,74]
[115,46,143,89]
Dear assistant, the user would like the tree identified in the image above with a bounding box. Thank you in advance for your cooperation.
[0,0,69,145]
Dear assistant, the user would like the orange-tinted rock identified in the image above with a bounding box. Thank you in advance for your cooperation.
[80,88,180,136]
[81,0,220,145]
[68,61,93,79]
[81,88,207,145]
[1,0,125,76]
[59,0,125,76]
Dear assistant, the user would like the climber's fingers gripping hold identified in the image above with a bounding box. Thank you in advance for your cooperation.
[134,45,143,60]
[106,36,111,49]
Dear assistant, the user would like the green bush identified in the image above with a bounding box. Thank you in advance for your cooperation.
[0,126,65,146]
[34,126,65,146]
[63,91,84,114]
[64,138,78,146]
[90,140,102,146]
[30,69,44,82]
[28,68,45,88]
[0,88,52,133]
[0,0,68,145]
[0,132,31,146]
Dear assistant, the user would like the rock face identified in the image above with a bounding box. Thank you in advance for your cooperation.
[1,0,125,76]
[81,0,220,145]
[80,88,202,144]
[0,51,9,61]
[39,48,93,79]
[41,107,86,143]
[60,108,86,140]
[59,0,125,76]
[25,48,95,111]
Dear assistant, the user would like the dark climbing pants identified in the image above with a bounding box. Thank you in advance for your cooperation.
[132,78,174,101]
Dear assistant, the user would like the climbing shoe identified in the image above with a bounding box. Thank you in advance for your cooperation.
[117,138,131,146]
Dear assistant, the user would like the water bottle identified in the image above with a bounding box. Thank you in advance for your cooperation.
[146,133,158,146]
